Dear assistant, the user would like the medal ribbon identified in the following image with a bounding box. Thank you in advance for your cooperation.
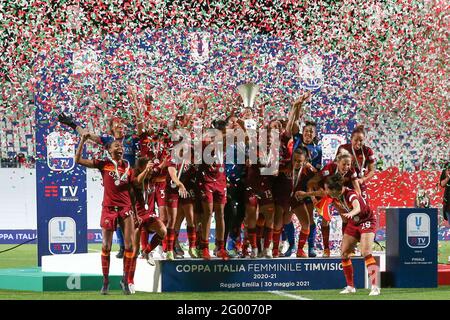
[291,165,304,197]
[110,158,130,186]
[351,145,365,177]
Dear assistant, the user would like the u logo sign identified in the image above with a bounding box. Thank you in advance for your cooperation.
[415,217,422,230]
[58,221,66,234]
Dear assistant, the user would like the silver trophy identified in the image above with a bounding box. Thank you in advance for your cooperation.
[238,83,260,109]
[238,83,260,130]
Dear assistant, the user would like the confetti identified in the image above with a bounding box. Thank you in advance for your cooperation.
[0,1,448,223]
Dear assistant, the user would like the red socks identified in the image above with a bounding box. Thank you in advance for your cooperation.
[200,239,209,250]
[187,226,197,248]
[342,258,354,287]
[364,254,379,287]
[123,249,133,284]
[127,254,137,284]
[101,249,110,285]
[145,233,162,253]
[298,229,310,250]
[166,228,175,251]
[216,240,225,251]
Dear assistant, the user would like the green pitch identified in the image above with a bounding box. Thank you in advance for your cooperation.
[0,243,449,300]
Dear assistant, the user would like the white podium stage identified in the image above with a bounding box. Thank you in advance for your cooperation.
[42,252,163,292]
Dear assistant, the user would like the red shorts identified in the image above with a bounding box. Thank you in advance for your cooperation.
[245,187,274,207]
[100,206,133,231]
[165,183,196,208]
[273,176,291,211]
[344,218,377,241]
[154,181,167,208]
[199,181,227,205]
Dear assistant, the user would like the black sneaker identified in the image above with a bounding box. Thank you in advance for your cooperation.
[120,279,131,295]
[100,283,109,295]
[116,247,125,259]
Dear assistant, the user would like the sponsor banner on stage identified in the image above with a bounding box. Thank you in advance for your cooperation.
[161,258,365,292]
[0,230,37,244]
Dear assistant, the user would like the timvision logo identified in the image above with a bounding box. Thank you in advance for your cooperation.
[406,213,430,249]
[44,186,79,202]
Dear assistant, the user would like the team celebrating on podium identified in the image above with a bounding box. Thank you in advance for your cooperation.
[62,85,380,296]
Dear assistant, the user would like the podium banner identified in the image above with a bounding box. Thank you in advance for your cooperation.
[35,97,87,266]
[161,258,365,292]
[386,208,438,287]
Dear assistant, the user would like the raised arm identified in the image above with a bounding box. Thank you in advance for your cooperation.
[128,86,145,136]
[286,92,310,138]
[257,101,269,127]
[75,133,96,168]
[135,161,156,186]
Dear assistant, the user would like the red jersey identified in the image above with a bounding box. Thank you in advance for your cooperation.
[320,161,357,189]
[139,131,172,178]
[198,163,226,184]
[166,159,198,189]
[331,188,373,224]
[93,158,133,207]
[246,163,274,191]
[337,143,375,178]
[289,164,316,194]
[198,141,226,185]
[278,132,293,176]
[133,180,156,216]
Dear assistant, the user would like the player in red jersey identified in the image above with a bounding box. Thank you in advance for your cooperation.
[165,144,199,260]
[307,150,361,257]
[75,133,135,295]
[273,93,310,257]
[244,125,279,259]
[336,125,375,201]
[251,119,287,258]
[131,90,172,258]
[136,121,172,255]
[198,132,229,260]
[263,119,291,258]
[324,174,380,296]
[286,147,317,257]
[128,157,167,293]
